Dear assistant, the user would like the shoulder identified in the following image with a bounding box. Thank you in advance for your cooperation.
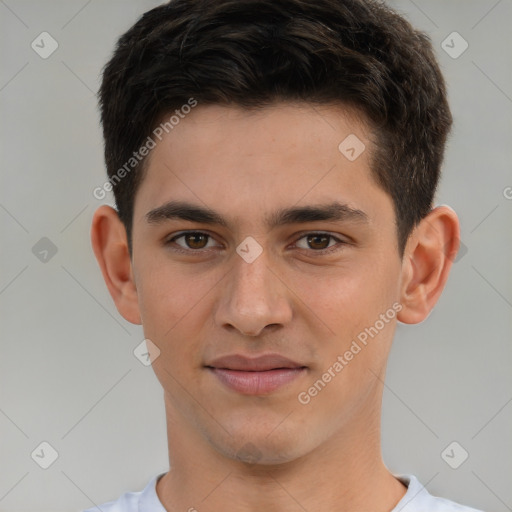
[82,492,137,512]
[82,489,142,512]
[81,473,166,512]
[394,475,484,512]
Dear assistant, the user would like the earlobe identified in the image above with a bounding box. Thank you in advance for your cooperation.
[397,206,460,325]
[90,205,142,325]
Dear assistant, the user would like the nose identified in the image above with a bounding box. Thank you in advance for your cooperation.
[214,250,293,337]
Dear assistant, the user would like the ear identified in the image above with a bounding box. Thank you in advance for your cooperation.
[90,205,141,325]
[397,206,460,324]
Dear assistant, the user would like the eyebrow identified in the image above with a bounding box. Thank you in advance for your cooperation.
[145,200,368,228]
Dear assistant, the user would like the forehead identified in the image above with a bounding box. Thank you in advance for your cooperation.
[133,103,391,230]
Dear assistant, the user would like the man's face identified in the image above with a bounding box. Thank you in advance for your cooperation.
[130,103,404,463]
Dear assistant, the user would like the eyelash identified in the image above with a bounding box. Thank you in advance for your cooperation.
[164,231,348,255]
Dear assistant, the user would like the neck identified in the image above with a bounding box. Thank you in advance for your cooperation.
[156,394,406,512]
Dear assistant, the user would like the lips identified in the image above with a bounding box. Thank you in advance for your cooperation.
[207,354,304,371]
[206,354,307,395]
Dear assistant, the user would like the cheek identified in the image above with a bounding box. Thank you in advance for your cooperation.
[290,258,402,399]
[137,265,217,396]
[290,258,399,339]
[136,261,217,353]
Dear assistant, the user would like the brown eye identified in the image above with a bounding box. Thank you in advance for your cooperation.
[184,233,209,249]
[306,234,331,250]
[294,232,343,252]
[169,231,219,250]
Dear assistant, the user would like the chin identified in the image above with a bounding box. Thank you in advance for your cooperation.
[232,440,305,466]
[207,418,315,466]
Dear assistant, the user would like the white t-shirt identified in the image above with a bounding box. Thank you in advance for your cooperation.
[82,473,483,512]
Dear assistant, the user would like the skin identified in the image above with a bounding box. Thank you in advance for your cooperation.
[91,103,460,511]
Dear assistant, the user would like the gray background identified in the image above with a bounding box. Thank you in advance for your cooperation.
[1,1,511,511]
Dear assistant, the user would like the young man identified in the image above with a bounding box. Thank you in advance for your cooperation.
[88,0,482,510]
